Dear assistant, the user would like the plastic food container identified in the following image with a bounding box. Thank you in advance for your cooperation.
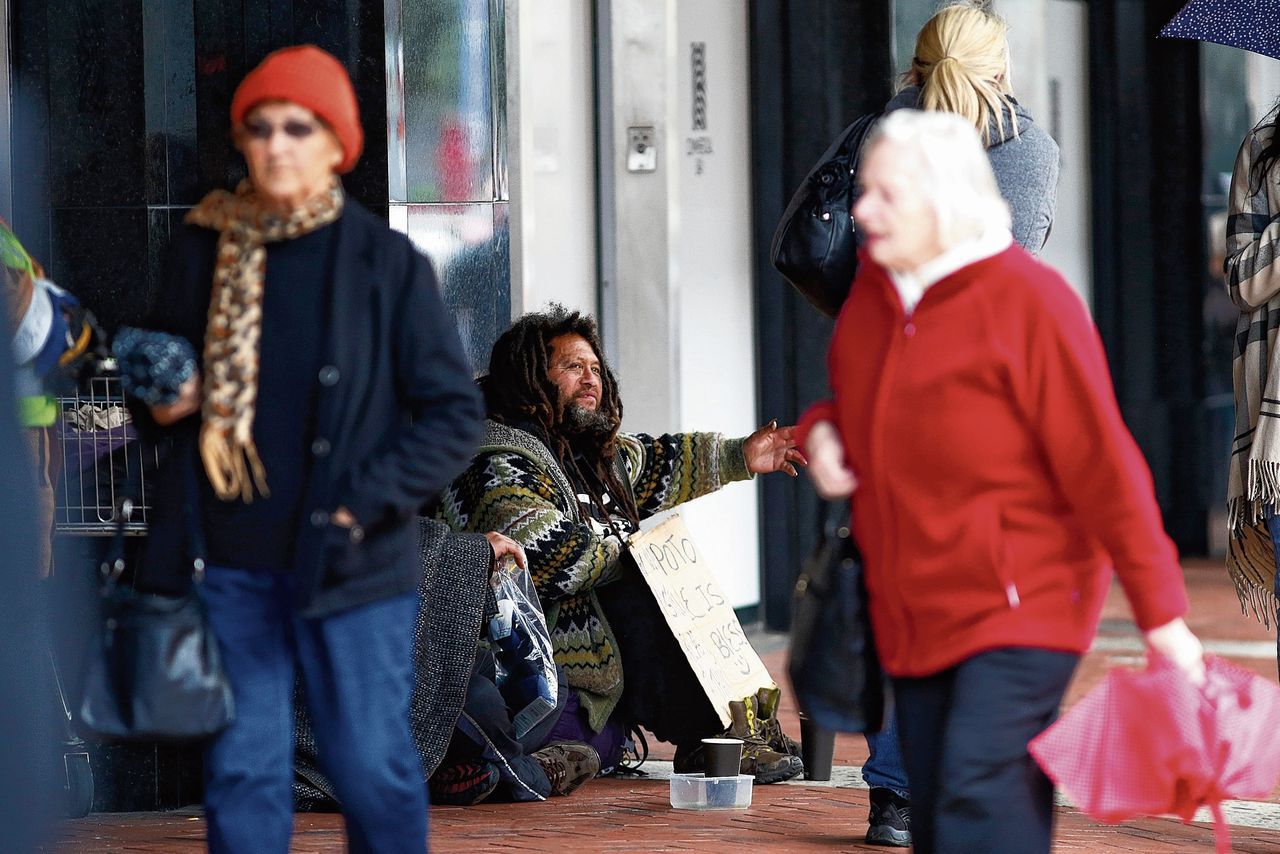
[669,773,753,810]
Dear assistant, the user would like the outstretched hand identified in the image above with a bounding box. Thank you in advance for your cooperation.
[744,420,807,477]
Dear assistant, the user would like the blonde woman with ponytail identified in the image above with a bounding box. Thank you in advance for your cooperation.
[852,4,1062,848]
[887,1,1059,253]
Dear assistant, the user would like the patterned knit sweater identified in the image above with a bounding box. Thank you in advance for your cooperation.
[437,420,752,731]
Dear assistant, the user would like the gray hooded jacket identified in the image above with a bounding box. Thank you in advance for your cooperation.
[885,86,1060,254]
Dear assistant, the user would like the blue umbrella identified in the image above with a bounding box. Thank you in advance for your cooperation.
[1160,0,1280,61]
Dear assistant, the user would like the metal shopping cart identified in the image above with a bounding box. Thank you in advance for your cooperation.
[50,372,161,816]
[55,373,159,536]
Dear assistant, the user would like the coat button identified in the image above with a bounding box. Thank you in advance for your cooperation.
[310,509,330,527]
[311,437,331,458]
[318,365,341,386]
[904,322,917,337]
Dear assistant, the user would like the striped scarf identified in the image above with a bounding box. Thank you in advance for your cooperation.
[184,178,343,501]
[1226,118,1280,625]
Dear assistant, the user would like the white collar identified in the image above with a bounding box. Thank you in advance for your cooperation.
[888,227,1013,314]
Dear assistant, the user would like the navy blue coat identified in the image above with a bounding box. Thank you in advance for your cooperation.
[136,198,483,617]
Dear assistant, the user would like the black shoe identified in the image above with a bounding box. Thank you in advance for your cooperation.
[531,740,601,796]
[866,787,912,847]
[672,740,705,774]
[429,760,500,806]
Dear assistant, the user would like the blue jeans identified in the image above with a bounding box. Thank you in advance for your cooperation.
[893,648,1078,854]
[863,712,909,798]
[199,567,426,854]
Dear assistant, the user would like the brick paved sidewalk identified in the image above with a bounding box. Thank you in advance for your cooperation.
[45,779,1280,853]
[49,561,1280,853]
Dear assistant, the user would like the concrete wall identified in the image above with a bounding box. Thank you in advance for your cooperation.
[669,1,761,610]
[508,0,598,318]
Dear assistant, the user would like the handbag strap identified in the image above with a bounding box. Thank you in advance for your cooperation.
[101,449,208,586]
[820,498,861,561]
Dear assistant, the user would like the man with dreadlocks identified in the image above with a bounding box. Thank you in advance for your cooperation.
[436,305,807,794]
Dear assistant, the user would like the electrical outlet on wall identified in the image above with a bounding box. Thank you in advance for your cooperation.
[627,126,657,172]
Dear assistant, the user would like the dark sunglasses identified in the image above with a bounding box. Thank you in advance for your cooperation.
[242,118,320,141]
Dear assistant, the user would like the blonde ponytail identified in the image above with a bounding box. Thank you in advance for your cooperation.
[907,2,1019,146]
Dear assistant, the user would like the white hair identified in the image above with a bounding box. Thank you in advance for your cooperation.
[867,109,1011,247]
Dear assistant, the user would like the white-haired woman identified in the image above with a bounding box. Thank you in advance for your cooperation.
[818,6,1060,845]
[797,110,1204,854]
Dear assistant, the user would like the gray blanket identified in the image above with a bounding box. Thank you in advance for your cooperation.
[293,518,491,808]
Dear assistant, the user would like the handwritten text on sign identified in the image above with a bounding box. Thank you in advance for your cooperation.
[628,515,774,727]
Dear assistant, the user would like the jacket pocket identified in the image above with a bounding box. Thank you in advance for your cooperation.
[320,521,408,591]
[320,522,372,587]
[990,507,1019,609]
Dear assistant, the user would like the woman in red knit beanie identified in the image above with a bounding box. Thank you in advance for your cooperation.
[797,109,1205,854]
[130,44,486,853]
[229,44,364,175]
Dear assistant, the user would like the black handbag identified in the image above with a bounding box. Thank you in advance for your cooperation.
[78,467,234,741]
[770,112,882,318]
[787,501,885,733]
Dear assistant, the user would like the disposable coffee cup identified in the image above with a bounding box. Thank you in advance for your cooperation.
[702,737,744,778]
[799,716,835,781]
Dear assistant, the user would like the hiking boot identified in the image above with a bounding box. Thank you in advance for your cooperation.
[531,740,600,796]
[428,760,500,806]
[754,685,801,758]
[866,787,912,847]
[675,696,806,784]
[727,695,804,784]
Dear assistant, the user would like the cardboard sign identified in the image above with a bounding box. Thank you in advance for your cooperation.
[628,515,774,727]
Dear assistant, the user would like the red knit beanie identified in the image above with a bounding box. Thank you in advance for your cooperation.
[230,45,364,174]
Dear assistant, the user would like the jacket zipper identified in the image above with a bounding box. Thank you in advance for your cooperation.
[869,292,915,661]
[1005,582,1021,608]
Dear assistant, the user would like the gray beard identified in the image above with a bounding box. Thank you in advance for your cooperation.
[563,402,614,440]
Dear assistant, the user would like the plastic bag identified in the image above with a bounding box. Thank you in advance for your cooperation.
[487,557,558,738]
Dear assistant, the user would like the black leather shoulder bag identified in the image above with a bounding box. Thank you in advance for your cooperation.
[770,112,882,318]
[787,500,886,733]
[79,460,234,741]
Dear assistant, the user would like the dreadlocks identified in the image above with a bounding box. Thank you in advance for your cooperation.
[480,305,640,527]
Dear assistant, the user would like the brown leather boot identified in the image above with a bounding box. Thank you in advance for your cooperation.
[754,685,802,758]
[727,695,804,784]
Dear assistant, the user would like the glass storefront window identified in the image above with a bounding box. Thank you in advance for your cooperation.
[392,0,510,373]
[401,0,497,204]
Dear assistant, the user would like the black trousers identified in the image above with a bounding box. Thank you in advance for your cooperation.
[893,647,1079,854]
[595,562,724,747]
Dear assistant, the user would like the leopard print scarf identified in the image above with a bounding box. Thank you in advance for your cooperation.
[184,178,343,501]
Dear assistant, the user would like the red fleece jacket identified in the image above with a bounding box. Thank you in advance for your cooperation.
[797,246,1189,678]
